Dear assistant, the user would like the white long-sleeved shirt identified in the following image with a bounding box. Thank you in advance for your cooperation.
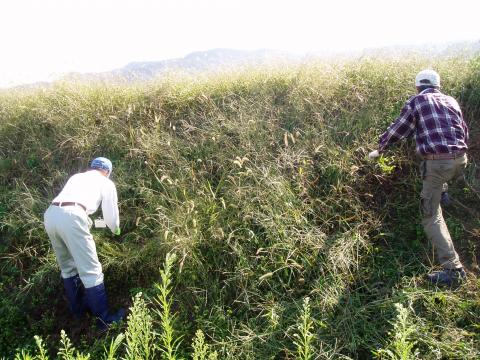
[52,170,120,232]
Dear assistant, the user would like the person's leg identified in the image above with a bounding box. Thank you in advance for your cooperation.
[45,206,78,278]
[60,210,104,288]
[61,208,124,329]
[62,274,87,319]
[438,153,467,206]
[44,206,85,318]
[421,159,462,269]
[440,182,451,206]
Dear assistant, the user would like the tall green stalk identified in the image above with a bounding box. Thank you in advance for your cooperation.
[155,252,182,360]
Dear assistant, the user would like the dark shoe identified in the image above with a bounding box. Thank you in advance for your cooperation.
[84,283,125,330]
[426,268,466,286]
[63,274,87,319]
[440,192,451,206]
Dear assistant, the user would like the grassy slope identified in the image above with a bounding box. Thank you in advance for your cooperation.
[0,57,479,359]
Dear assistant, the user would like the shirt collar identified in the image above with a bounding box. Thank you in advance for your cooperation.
[87,169,105,177]
[419,88,440,95]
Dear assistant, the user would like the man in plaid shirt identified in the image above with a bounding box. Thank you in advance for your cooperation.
[370,69,469,286]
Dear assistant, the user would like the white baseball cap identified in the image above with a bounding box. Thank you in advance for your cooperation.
[415,69,440,87]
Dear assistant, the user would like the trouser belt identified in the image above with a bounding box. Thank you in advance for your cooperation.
[52,202,87,211]
[422,151,466,160]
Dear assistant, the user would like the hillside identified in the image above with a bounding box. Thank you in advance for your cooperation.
[0,56,479,359]
[61,49,302,84]
[45,41,480,86]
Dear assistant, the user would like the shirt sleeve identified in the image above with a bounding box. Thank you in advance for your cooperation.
[101,181,120,233]
[462,118,469,144]
[378,100,416,152]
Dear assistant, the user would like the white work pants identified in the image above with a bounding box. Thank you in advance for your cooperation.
[44,205,104,288]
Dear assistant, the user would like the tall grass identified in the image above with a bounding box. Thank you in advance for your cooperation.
[0,55,479,359]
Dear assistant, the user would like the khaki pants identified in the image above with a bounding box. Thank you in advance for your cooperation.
[44,205,104,288]
[420,154,467,269]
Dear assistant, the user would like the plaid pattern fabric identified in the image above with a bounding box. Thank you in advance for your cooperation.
[379,88,469,155]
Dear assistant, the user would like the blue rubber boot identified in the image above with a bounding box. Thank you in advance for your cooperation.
[62,274,87,319]
[84,283,125,330]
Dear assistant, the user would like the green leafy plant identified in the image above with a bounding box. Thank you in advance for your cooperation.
[124,293,155,360]
[58,330,90,360]
[103,333,125,360]
[191,330,218,360]
[293,297,316,360]
[374,303,419,360]
[154,252,182,360]
[377,155,396,175]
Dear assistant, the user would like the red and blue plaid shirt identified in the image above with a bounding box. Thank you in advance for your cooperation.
[379,88,469,155]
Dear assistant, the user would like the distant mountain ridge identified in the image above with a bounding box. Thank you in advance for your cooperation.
[8,41,480,88]
[360,40,480,58]
[102,48,301,81]
[70,41,480,83]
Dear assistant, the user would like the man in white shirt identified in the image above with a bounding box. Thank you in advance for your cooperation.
[44,157,124,329]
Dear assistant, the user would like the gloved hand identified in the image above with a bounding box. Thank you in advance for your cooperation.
[368,150,380,159]
[113,227,121,236]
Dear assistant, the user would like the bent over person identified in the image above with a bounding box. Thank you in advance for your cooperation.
[44,157,125,328]
[369,69,469,286]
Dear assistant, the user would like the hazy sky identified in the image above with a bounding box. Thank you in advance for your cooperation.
[0,0,479,87]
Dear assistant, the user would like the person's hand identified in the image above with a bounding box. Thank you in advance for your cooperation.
[113,227,121,236]
[368,150,380,159]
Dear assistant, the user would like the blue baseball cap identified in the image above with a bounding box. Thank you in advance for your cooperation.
[90,157,113,177]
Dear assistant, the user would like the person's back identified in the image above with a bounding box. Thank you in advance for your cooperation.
[409,89,468,155]
[53,171,106,209]
[52,169,119,232]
